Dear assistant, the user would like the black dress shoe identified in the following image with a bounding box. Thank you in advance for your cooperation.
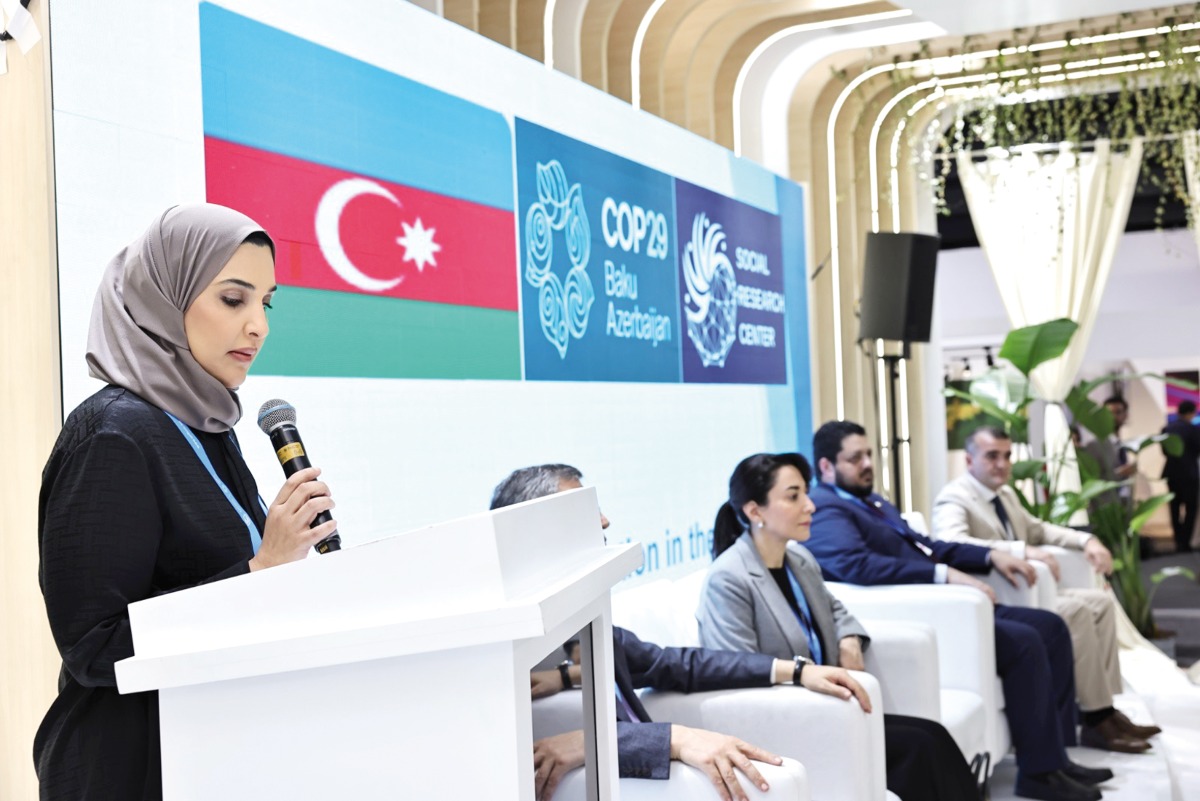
[1062,761,1114,785]
[1014,770,1102,801]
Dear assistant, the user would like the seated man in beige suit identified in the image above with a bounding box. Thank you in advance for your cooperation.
[932,426,1161,753]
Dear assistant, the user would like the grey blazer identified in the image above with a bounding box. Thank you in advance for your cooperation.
[697,532,869,664]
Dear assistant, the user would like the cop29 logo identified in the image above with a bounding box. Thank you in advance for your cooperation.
[524,161,596,358]
[681,213,738,367]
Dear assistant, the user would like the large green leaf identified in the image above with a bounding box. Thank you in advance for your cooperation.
[1065,384,1114,439]
[942,387,1021,426]
[1156,433,1183,458]
[998,318,1078,377]
[1077,371,1197,397]
[1130,493,1173,533]
[1075,446,1101,482]
[1151,565,1197,585]
[1011,459,1046,481]
[1075,479,1126,506]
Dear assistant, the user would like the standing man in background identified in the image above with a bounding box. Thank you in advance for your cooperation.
[1162,400,1200,553]
[1082,396,1137,508]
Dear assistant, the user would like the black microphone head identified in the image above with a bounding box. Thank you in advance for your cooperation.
[257,399,297,434]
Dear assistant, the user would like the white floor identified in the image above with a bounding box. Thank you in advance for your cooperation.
[989,650,1200,801]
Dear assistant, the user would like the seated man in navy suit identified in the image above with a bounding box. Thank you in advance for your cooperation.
[804,421,1113,801]
[492,464,872,801]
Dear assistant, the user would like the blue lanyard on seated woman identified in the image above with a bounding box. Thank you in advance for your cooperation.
[164,411,266,553]
[782,563,824,665]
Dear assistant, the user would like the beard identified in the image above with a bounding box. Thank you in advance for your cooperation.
[835,469,874,498]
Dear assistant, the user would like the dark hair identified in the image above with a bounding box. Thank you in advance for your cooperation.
[490,464,582,509]
[1178,400,1197,416]
[964,425,1010,455]
[243,230,276,257]
[1102,395,1128,411]
[812,420,866,473]
[713,453,813,559]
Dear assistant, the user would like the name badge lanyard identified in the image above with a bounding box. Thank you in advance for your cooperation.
[828,483,932,556]
[783,563,824,665]
[164,411,266,554]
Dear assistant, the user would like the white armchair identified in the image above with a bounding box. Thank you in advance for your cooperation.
[601,571,920,801]
[827,582,1002,768]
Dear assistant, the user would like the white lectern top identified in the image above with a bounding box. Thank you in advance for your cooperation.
[116,487,641,801]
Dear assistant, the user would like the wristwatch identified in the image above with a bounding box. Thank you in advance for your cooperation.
[792,655,810,685]
[558,660,574,690]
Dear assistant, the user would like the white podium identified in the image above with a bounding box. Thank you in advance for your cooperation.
[116,487,642,801]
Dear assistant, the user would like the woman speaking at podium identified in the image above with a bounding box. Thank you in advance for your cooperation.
[34,205,338,801]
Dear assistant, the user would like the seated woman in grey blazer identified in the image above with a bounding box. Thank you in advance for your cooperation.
[698,452,980,801]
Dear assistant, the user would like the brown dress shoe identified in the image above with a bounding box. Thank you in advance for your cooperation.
[1110,709,1162,739]
[1081,715,1151,753]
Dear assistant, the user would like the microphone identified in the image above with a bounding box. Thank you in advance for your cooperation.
[257,399,341,554]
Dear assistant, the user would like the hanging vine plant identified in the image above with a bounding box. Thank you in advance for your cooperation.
[842,6,1200,227]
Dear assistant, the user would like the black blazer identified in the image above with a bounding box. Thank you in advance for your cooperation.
[1162,418,1200,484]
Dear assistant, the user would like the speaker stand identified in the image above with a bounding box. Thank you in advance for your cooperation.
[879,342,911,512]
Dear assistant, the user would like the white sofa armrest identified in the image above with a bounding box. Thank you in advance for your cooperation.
[827,583,1002,761]
[637,674,886,801]
[828,584,994,698]
[860,619,941,720]
[552,756,811,801]
[1042,545,1097,590]
[980,569,1038,607]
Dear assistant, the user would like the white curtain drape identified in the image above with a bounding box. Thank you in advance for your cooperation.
[1182,131,1200,259]
[956,139,1144,494]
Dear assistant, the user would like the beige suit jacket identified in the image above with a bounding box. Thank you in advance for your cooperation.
[931,473,1091,556]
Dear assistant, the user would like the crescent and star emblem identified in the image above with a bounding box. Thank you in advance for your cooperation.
[314,177,442,293]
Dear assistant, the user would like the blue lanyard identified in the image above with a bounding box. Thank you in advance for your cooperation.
[828,483,911,537]
[783,563,824,665]
[163,411,265,554]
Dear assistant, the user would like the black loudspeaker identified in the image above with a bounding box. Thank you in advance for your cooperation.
[858,231,941,343]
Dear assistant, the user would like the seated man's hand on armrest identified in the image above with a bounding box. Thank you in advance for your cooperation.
[669,725,782,801]
[1083,537,1113,575]
[947,566,997,604]
[534,731,585,801]
[988,550,1038,587]
[1025,546,1061,581]
[532,670,564,699]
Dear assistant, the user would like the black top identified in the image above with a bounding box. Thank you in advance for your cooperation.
[768,566,840,666]
[768,566,803,620]
[35,386,266,801]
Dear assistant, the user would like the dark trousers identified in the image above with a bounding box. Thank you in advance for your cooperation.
[883,714,978,801]
[994,605,1077,776]
[1168,479,1198,551]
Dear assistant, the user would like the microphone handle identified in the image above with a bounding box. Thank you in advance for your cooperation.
[268,423,341,553]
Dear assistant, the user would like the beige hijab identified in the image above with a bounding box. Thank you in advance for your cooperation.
[86,204,274,432]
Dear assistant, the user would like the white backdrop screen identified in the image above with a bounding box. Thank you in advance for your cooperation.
[51,0,814,582]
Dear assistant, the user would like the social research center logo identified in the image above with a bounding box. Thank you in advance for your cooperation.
[682,213,737,367]
[524,160,596,358]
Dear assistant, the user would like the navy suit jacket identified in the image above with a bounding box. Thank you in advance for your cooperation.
[805,483,992,585]
[612,626,775,779]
